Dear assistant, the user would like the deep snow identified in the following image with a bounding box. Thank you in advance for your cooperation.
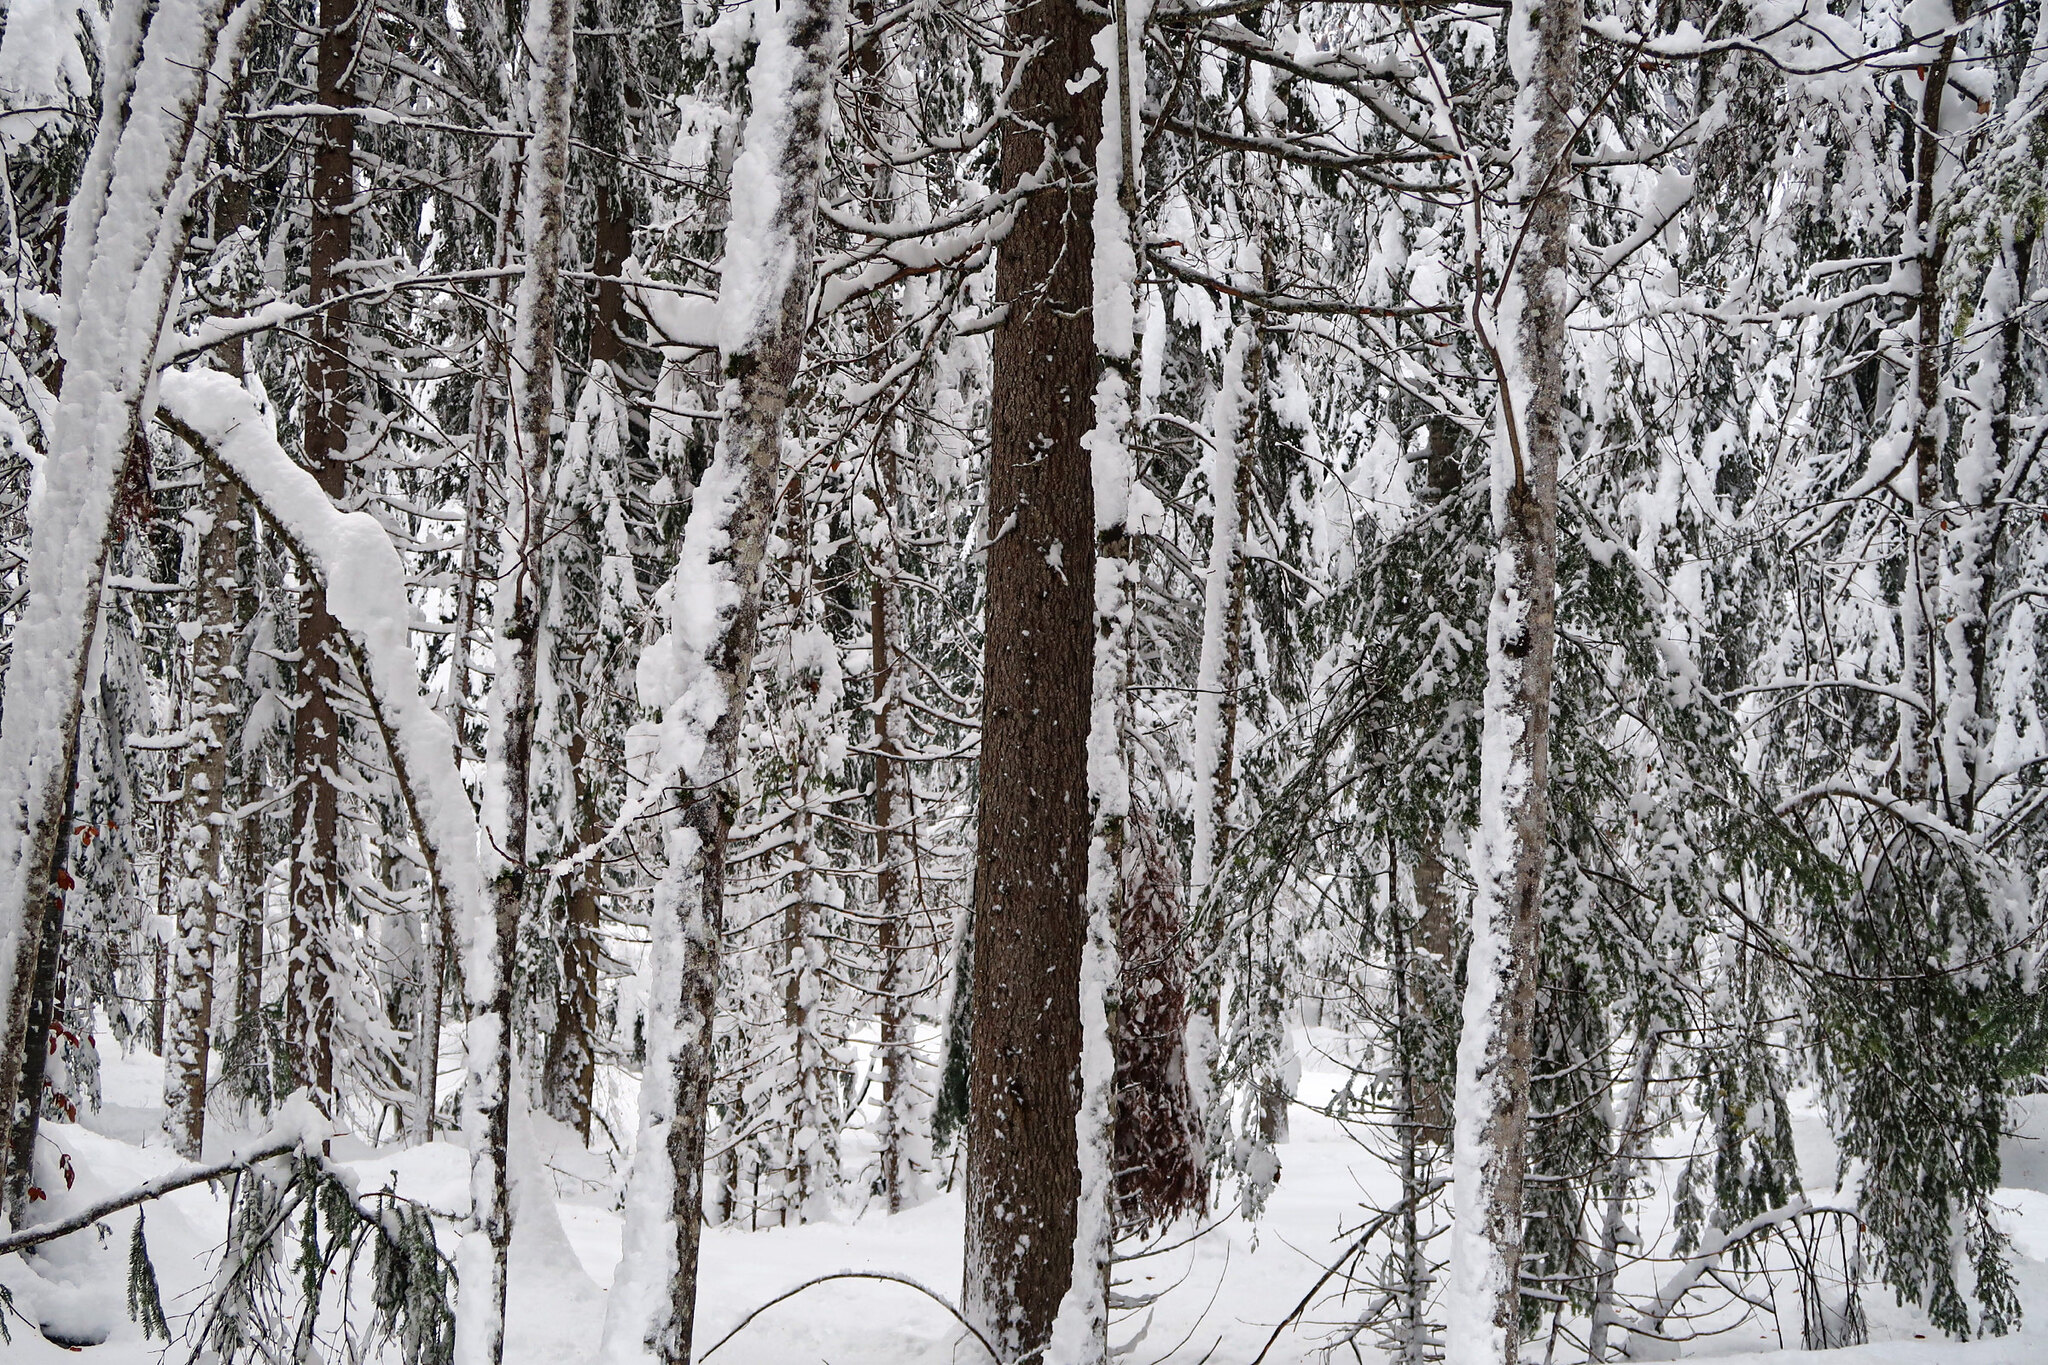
[5,1025,2047,1363]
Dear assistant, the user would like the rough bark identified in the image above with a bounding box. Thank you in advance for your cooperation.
[3,805,73,1221]
[539,1,637,1139]
[161,463,242,1158]
[456,0,574,1354]
[597,2,841,1358]
[1441,0,1578,1361]
[540,728,603,1140]
[962,0,1102,1354]
[286,0,362,1107]
[1409,842,1455,1142]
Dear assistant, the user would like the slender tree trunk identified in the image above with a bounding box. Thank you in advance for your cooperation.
[1409,841,1455,1142]
[539,2,635,1143]
[3,801,75,1221]
[421,174,521,1150]
[0,0,255,1211]
[541,728,602,1140]
[1189,323,1257,906]
[869,474,915,1210]
[1901,2,1971,810]
[598,3,841,1359]
[1391,870,1430,1365]
[456,0,575,1354]
[287,0,363,1108]
[854,5,918,1216]
[962,0,1102,1355]
[1586,1023,1660,1362]
[164,158,248,1151]
[1051,1,1146,1354]
[1441,0,1577,1361]
[161,462,241,1158]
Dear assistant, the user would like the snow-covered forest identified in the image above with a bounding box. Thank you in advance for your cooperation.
[1,0,2047,1360]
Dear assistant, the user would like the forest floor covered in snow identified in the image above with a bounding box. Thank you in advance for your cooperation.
[5,1027,2048,1364]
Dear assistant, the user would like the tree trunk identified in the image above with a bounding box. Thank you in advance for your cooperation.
[538,0,637,1143]
[1441,0,1578,1361]
[1409,841,1455,1142]
[597,2,841,1359]
[1189,323,1257,906]
[287,0,363,1108]
[1050,2,1145,1353]
[3,805,74,1221]
[869,470,915,1210]
[962,0,1102,1354]
[541,729,602,1140]
[854,4,917,1217]
[456,0,575,1353]
[1586,1023,1660,1362]
[161,464,241,1158]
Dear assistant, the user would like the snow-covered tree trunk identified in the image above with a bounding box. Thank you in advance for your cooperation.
[0,0,259,1219]
[868,434,917,1211]
[1940,219,2037,832]
[285,0,367,1107]
[420,175,522,1150]
[853,5,920,1216]
[598,0,842,1357]
[1050,0,1148,1357]
[161,465,242,1158]
[1189,322,1256,906]
[1585,1023,1660,1361]
[1901,1,1973,807]
[457,0,575,1353]
[1442,0,1579,1361]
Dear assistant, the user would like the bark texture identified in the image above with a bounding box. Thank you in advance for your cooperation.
[455,0,574,1354]
[962,0,1101,1354]
[286,0,362,1107]
[597,2,841,1358]
[161,466,241,1157]
[1442,0,1578,1361]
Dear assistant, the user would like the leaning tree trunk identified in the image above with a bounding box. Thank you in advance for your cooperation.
[1441,0,1578,1362]
[455,0,575,1356]
[962,0,1104,1356]
[0,0,258,1217]
[597,3,842,1360]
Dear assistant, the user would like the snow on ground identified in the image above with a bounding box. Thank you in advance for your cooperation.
[4,1027,2048,1362]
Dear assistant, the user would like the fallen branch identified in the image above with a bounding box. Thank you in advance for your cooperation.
[697,1271,1000,1362]
[1622,1197,1859,1352]
[0,1111,325,1257]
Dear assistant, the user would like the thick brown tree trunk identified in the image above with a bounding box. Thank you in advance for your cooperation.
[287,0,362,1108]
[962,0,1101,1355]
